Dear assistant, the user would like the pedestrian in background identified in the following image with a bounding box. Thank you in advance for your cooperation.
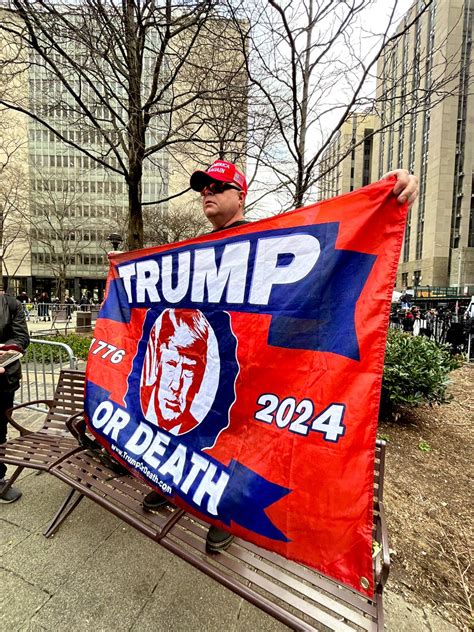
[37,291,50,321]
[0,287,30,503]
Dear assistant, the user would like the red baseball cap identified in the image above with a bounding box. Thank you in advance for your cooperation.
[190,160,248,195]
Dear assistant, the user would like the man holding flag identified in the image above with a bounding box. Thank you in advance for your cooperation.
[141,159,419,552]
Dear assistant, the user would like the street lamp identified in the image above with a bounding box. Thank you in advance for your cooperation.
[107,233,123,251]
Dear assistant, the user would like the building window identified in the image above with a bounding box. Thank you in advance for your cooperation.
[362,129,373,186]
[413,270,422,287]
[450,5,472,260]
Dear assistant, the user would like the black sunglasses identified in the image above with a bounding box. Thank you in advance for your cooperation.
[200,181,242,195]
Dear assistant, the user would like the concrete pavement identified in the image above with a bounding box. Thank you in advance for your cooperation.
[1,411,460,631]
[2,467,287,632]
[26,312,91,338]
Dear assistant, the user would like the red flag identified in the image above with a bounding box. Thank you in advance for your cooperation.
[85,178,407,595]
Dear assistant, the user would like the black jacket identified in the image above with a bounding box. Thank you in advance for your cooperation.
[0,295,30,392]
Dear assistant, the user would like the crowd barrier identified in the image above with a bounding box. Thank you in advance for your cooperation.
[16,339,79,412]
[389,314,474,360]
[20,302,100,324]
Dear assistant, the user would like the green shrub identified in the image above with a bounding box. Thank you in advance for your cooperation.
[380,329,462,417]
[27,333,92,363]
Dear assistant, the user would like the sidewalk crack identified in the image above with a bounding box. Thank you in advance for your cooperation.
[0,564,52,597]
[1,516,35,534]
[230,598,245,632]
[127,566,169,632]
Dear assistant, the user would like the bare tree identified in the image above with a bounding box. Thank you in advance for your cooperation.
[143,204,208,245]
[28,169,116,300]
[0,99,30,289]
[0,161,30,288]
[0,0,248,249]
[226,0,461,211]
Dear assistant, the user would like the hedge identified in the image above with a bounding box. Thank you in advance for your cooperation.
[27,333,92,363]
[380,328,461,417]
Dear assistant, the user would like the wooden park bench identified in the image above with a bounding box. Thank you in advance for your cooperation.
[0,369,86,496]
[1,367,390,629]
[43,405,390,631]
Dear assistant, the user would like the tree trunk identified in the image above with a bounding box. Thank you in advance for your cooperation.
[58,267,66,302]
[294,174,305,209]
[127,161,143,251]
[294,0,313,210]
[125,0,144,251]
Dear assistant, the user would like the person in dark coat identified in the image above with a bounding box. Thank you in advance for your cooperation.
[37,291,50,321]
[0,288,30,502]
[402,309,414,332]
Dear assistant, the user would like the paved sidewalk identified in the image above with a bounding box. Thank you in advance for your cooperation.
[25,306,104,338]
[1,417,460,631]
[26,315,90,338]
[2,468,288,632]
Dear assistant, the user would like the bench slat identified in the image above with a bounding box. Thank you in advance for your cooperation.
[179,516,376,623]
[1,370,86,472]
[49,447,384,631]
[170,523,370,631]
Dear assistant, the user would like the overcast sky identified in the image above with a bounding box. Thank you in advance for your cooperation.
[246,0,418,217]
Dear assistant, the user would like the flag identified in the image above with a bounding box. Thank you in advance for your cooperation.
[85,177,407,595]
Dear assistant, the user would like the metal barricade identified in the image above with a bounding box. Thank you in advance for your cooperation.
[17,339,78,412]
[389,311,473,359]
[27,302,97,334]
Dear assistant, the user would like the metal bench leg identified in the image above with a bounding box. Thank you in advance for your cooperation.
[1,466,25,494]
[376,595,385,631]
[156,508,186,541]
[43,488,84,538]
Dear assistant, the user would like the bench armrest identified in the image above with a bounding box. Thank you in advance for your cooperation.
[66,410,87,442]
[6,399,54,436]
[375,500,390,592]
[66,411,101,452]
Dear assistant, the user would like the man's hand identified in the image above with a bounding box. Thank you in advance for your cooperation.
[382,169,419,206]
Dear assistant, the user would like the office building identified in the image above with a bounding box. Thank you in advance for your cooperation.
[0,9,247,300]
[318,113,376,200]
[319,0,474,291]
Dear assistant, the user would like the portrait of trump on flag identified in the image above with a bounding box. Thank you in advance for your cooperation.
[139,308,221,436]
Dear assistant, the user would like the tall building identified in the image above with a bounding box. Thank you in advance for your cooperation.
[318,0,474,291]
[318,113,376,200]
[0,8,247,300]
[375,0,473,290]
[0,10,168,300]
